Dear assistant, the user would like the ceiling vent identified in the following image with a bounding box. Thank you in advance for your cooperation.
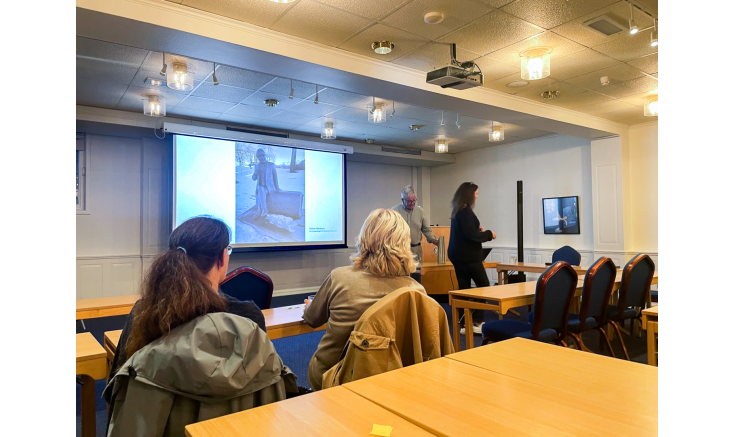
[381,146,421,156]
[583,14,628,36]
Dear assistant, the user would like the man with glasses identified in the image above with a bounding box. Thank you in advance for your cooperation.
[391,185,438,283]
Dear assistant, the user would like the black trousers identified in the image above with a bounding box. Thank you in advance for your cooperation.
[453,261,490,324]
[410,272,422,283]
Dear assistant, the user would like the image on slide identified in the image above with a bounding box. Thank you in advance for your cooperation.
[235,143,306,244]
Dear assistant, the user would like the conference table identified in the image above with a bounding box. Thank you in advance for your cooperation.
[642,305,659,366]
[76,332,107,437]
[496,261,589,285]
[449,271,658,350]
[185,338,657,437]
[420,260,497,295]
[77,294,139,320]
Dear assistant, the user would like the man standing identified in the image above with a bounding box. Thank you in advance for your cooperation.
[391,185,438,283]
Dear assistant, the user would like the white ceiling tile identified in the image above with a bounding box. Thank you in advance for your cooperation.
[481,72,529,94]
[573,99,639,116]
[346,96,392,110]
[439,10,543,55]
[476,0,514,7]
[268,110,322,125]
[167,106,224,121]
[270,0,373,47]
[544,90,614,109]
[316,0,410,20]
[260,78,322,100]
[470,56,520,82]
[287,100,344,116]
[325,106,374,124]
[390,102,445,123]
[225,104,282,120]
[176,96,237,113]
[562,63,646,90]
[77,80,128,109]
[179,0,289,28]
[617,114,657,125]
[339,24,430,62]
[205,66,275,90]
[547,49,619,80]
[191,82,256,103]
[595,75,658,99]
[550,1,653,47]
[619,91,655,108]
[240,91,303,110]
[595,106,644,122]
[218,116,302,132]
[314,88,369,106]
[501,0,619,29]
[625,52,658,75]
[392,43,481,72]
[381,0,495,40]
[485,31,586,66]
[76,37,148,67]
[592,28,658,62]
[76,57,140,86]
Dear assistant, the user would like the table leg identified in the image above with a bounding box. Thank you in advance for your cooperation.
[464,309,474,350]
[646,321,657,366]
[450,296,461,352]
[80,374,96,437]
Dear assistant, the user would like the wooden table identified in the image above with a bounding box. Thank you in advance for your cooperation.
[76,333,107,437]
[642,306,659,366]
[449,272,658,350]
[496,262,589,285]
[420,260,497,295]
[103,304,325,373]
[77,294,139,320]
[184,386,435,437]
[344,348,657,437]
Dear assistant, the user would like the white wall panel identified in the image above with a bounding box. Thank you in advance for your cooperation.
[77,263,103,299]
[591,137,625,252]
[110,261,140,297]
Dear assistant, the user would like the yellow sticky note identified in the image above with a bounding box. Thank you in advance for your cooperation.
[370,424,393,436]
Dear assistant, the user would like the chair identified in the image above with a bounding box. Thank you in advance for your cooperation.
[563,256,617,354]
[482,262,578,345]
[600,253,656,361]
[552,245,581,266]
[219,266,274,309]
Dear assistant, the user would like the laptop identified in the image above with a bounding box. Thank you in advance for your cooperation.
[482,248,492,260]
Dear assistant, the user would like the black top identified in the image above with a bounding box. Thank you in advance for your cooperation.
[447,207,494,265]
[106,292,267,392]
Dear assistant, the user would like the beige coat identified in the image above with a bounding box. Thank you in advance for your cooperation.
[322,287,454,389]
[303,266,426,390]
[104,313,297,437]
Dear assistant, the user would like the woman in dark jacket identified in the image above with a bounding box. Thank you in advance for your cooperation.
[447,182,496,335]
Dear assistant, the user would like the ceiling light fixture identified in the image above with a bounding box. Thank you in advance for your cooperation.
[424,11,444,24]
[520,47,552,80]
[372,41,395,55]
[212,62,219,86]
[650,19,658,47]
[541,90,560,99]
[365,139,375,144]
[314,85,319,104]
[489,121,504,142]
[409,125,423,131]
[628,3,638,34]
[264,99,279,107]
[391,101,395,117]
[368,97,386,123]
[643,94,658,116]
[455,113,461,129]
[289,79,294,99]
[600,76,610,86]
[166,62,193,91]
[322,122,336,139]
[143,95,166,117]
[159,53,167,76]
[435,137,449,154]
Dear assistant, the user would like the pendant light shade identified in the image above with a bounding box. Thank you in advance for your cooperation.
[520,47,552,81]
[643,94,658,116]
[368,98,386,123]
[143,95,166,117]
[167,62,193,91]
[435,138,449,153]
[321,122,336,139]
[489,121,504,142]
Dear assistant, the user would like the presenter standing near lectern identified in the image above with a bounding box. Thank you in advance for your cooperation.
[391,185,438,283]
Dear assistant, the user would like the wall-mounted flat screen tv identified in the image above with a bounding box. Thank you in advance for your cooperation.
[542,196,580,234]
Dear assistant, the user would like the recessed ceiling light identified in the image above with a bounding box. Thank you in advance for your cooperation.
[424,12,444,24]
[372,41,395,55]
[506,80,529,88]
[264,99,279,107]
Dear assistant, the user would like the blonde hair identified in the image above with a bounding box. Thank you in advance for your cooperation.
[350,208,417,277]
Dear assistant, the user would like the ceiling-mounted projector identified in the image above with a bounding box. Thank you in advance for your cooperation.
[426,44,484,90]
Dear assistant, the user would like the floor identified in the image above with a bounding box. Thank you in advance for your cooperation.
[76,293,655,436]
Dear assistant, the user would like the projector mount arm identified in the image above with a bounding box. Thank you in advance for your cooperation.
[448,43,483,79]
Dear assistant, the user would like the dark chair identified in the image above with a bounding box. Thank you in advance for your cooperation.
[564,256,617,354]
[600,254,656,360]
[482,262,578,345]
[219,266,274,310]
[552,245,581,266]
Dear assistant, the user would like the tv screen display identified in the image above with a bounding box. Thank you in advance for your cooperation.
[542,196,580,234]
[173,134,347,251]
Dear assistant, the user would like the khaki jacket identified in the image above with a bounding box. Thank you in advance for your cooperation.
[104,313,297,437]
[322,287,454,389]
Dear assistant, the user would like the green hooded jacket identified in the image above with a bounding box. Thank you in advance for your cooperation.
[104,312,297,437]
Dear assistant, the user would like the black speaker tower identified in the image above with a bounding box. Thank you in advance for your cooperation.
[508,180,526,283]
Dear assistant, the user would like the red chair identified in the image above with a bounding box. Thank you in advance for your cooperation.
[219,266,274,310]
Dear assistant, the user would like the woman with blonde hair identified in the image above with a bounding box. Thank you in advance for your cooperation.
[303,208,425,390]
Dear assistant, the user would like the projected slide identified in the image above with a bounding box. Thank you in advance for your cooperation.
[175,135,345,249]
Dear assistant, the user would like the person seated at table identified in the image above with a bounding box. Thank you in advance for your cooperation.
[106,216,267,387]
[303,208,426,390]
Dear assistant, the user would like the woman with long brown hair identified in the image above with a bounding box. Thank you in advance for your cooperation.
[107,216,266,382]
[448,182,496,335]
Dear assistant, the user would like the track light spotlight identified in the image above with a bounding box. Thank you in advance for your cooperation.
[160,53,167,76]
[391,101,395,117]
[440,110,444,126]
[455,113,461,129]
[650,19,658,47]
[314,84,319,104]
[289,79,294,99]
[628,3,638,34]
[212,62,219,86]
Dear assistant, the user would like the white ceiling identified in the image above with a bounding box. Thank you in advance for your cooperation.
[77,36,558,154]
[159,0,658,125]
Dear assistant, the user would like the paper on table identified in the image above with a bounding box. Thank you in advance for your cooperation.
[370,424,393,436]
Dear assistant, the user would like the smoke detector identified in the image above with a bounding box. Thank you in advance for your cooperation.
[600,76,610,86]
[409,124,424,131]
[264,99,279,107]
[424,12,444,24]
[506,80,529,88]
[541,91,560,100]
